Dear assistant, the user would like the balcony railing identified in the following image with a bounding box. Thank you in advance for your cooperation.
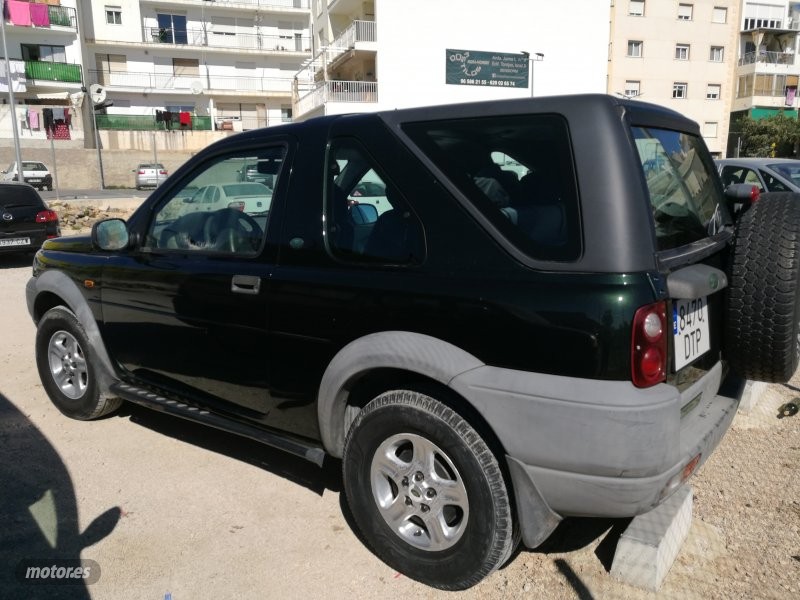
[95,114,212,131]
[143,27,311,52]
[141,0,309,8]
[296,80,377,115]
[738,51,796,66]
[49,5,77,28]
[89,69,294,94]
[25,60,82,83]
[331,20,376,50]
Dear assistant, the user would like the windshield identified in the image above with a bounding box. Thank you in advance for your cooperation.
[632,126,729,251]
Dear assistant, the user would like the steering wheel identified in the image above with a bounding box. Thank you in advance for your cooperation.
[203,208,263,252]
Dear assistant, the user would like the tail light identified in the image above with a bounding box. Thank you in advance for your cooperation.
[138,170,146,175]
[748,185,760,203]
[631,300,667,387]
[159,170,167,175]
[227,201,245,211]
[35,209,58,223]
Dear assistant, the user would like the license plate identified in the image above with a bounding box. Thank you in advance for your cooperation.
[673,296,710,370]
[0,237,30,247]
[28,178,41,183]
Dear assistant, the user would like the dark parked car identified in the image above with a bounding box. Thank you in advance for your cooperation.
[0,183,59,255]
[25,95,800,589]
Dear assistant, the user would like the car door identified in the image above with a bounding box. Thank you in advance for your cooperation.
[99,142,290,420]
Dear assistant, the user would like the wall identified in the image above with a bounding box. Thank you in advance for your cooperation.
[0,146,194,189]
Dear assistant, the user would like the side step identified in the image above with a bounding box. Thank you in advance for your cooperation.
[110,382,326,467]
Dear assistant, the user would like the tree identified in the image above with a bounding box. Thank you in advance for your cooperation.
[738,113,800,157]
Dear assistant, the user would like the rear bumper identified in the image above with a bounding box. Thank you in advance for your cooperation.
[449,360,738,544]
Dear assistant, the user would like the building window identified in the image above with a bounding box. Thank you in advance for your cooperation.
[707,84,721,99]
[704,122,718,138]
[21,44,66,62]
[629,1,645,16]
[710,46,724,62]
[678,3,693,20]
[743,3,784,30]
[675,44,690,60]
[624,80,641,97]
[281,105,293,122]
[712,7,727,23]
[673,82,688,98]
[105,6,122,25]
[627,40,643,57]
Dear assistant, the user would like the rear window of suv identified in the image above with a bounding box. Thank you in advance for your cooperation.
[632,126,729,251]
[402,114,581,261]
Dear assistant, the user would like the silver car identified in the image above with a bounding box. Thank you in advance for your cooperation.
[716,157,800,193]
[133,163,168,190]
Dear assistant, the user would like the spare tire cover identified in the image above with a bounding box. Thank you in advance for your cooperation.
[725,192,800,382]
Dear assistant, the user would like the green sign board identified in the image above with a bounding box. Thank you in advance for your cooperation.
[445,49,529,88]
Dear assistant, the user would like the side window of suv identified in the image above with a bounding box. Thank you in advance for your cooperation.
[326,138,425,264]
[145,146,285,255]
[402,114,581,261]
[761,170,790,192]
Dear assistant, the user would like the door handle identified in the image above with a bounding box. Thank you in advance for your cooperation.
[231,275,261,295]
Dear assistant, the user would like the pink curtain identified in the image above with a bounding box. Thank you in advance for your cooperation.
[6,1,32,27]
[29,3,50,27]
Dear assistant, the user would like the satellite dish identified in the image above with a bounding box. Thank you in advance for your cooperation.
[190,81,203,95]
[89,83,106,104]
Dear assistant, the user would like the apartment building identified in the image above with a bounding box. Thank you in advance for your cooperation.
[1,0,87,143]
[293,0,609,120]
[608,1,740,157]
[80,0,311,132]
[730,0,800,152]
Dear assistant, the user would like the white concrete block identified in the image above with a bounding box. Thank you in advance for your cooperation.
[610,485,693,591]
[738,380,770,414]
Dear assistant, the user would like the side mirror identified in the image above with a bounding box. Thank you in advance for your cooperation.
[350,203,379,224]
[92,218,130,251]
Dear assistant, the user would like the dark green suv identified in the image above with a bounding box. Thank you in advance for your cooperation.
[26,95,800,590]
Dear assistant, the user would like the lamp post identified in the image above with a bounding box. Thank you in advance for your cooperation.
[521,51,545,97]
[1,14,23,181]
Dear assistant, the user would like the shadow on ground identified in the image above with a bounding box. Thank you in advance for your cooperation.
[0,393,120,599]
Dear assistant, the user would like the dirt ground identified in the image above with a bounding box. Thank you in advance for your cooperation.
[1,204,799,599]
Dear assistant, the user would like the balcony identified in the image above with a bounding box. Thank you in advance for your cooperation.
[89,69,294,95]
[295,80,377,116]
[95,114,212,131]
[140,0,309,9]
[25,60,82,84]
[738,51,796,66]
[3,2,77,30]
[143,27,311,53]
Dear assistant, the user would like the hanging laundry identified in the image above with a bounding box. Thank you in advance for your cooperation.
[163,111,173,130]
[179,111,191,128]
[28,109,39,130]
[6,1,32,27]
[64,110,72,129]
[42,108,54,133]
[29,3,50,27]
[52,107,66,121]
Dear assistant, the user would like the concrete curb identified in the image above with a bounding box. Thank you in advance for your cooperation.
[610,485,693,591]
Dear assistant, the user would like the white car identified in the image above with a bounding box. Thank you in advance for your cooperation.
[1,161,53,191]
[184,182,272,215]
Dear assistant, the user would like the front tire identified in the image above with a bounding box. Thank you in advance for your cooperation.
[342,390,515,590]
[35,306,121,420]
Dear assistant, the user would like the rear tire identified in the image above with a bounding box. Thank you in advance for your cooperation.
[725,193,800,382]
[35,306,121,420]
[342,390,516,590]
